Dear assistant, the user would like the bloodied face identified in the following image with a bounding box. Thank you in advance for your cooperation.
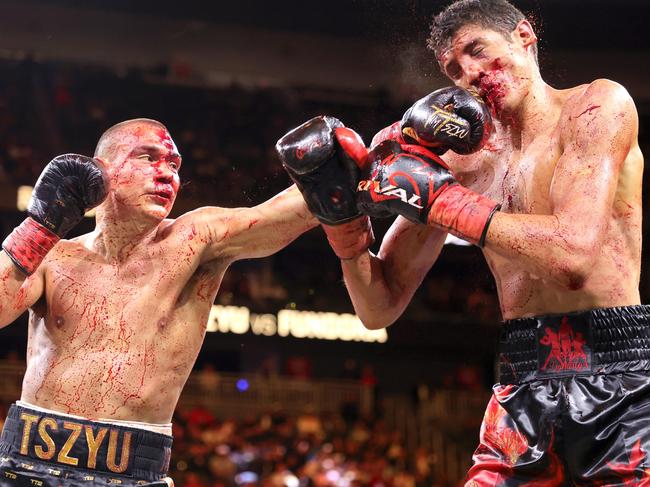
[437,22,538,118]
[99,122,182,220]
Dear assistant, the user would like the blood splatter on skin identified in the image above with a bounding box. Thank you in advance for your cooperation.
[10,122,316,422]
[576,104,601,118]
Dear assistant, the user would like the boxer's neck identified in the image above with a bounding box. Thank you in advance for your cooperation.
[500,76,559,150]
[92,208,160,262]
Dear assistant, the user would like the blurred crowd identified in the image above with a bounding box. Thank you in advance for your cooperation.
[170,405,442,487]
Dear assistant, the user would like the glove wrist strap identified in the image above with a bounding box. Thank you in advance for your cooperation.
[428,185,500,247]
[2,217,60,275]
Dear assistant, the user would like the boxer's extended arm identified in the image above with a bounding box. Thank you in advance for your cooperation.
[0,251,44,327]
[342,217,446,329]
[187,185,318,264]
[484,80,637,289]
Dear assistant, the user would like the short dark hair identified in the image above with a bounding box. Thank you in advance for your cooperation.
[428,0,538,65]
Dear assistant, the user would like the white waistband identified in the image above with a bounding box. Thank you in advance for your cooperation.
[17,401,173,436]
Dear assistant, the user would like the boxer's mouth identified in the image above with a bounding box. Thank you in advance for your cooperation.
[147,188,174,200]
[479,82,497,99]
[479,81,505,108]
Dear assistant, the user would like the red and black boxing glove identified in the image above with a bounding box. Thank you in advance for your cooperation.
[276,116,374,260]
[357,140,499,247]
[2,154,108,275]
[371,86,492,155]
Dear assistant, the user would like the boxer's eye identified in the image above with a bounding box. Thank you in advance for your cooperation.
[169,161,179,171]
[137,154,155,162]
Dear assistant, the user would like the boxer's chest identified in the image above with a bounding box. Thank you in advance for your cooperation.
[478,130,563,215]
[43,243,199,336]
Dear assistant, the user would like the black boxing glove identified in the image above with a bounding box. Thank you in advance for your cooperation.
[357,141,499,247]
[276,116,373,259]
[2,154,109,274]
[371,86,492,155]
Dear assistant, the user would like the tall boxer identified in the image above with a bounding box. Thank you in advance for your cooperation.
[0,118,318,485]
[284,0,646,484]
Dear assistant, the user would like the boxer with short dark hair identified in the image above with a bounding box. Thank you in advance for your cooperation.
[0,118,320,485]
[283,0,646,484]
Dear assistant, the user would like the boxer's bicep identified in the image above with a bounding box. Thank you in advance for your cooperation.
[550,81,637,252]
[194,186,317,263]
[0,251,45,328]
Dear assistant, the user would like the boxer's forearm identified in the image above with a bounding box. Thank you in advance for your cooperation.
[0,251,43,327]
[342,218,445,328]
[239,185,318,259]
[342,252,404,329]
[484,212,604,290]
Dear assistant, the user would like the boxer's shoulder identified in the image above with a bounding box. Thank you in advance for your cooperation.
[560,79,635,126]
[553,79,637,157]
[165,206,248,248]
[47,233,93,259]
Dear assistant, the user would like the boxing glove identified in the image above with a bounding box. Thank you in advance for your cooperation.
[371,86,492,155]
[3,154,109,274]
[276,116,373,259]
[357,140,499,247]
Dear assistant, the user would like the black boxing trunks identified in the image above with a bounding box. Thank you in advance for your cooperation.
[0,403,173,486]
[465,305,650,486]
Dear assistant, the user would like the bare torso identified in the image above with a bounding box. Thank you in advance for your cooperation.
[21,217,227,423]
[452,82,643,319]
[17,182,317,424]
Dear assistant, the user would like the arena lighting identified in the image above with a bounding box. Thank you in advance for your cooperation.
[16,185,96,217]
[235,378,249,392]
[234,472,258,485]
[206,305,388,343]
[16,186,32,211]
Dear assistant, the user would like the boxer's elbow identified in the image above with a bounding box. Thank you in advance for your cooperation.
[0,308,24,330]
[355,297,406,330]
[358,312,396,330]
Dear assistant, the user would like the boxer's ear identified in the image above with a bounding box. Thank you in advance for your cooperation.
[514,20,538,50]
[93,157,109,175]
[93,157,115,182]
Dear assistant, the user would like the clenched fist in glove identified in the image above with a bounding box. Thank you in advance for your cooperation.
[3,154,109,274]
[276,116,373,259]
[357,140,499,247]
[371,86,492,155]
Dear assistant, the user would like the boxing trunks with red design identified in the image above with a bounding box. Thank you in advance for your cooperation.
[466,305,650,486]
[0,403,173,486]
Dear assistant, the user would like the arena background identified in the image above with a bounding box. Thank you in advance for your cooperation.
[0,1,647,485]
